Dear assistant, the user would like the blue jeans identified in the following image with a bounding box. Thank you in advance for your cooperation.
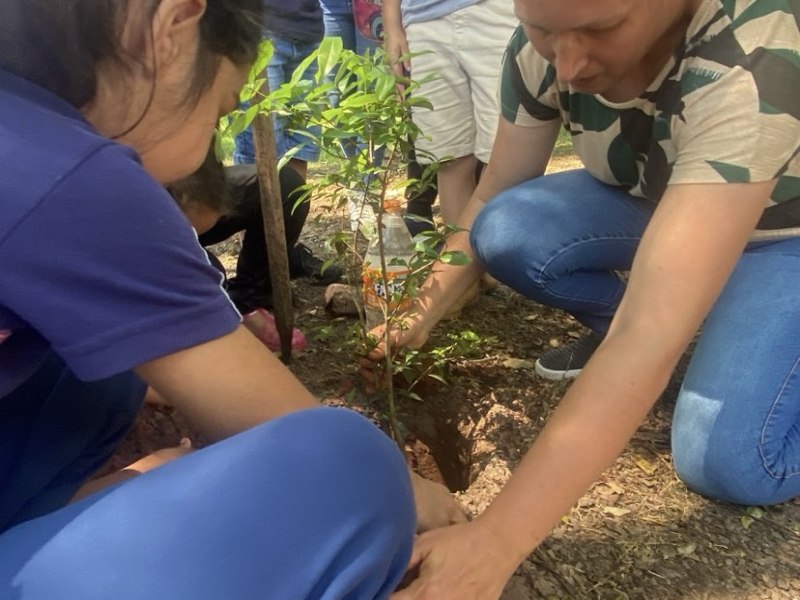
[234,34,322,165]
[320,0,385,177]
[0,355,415,598]
[471,169,800,505]
[321,0,378,55]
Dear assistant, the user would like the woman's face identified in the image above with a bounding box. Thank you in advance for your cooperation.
[133,57,249,184]
[515,0,695,98]
[84,1,250,184]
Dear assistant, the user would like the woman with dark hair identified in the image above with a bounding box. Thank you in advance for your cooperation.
[0,2,462,597]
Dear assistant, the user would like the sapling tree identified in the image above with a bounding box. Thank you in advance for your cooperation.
[222,38,473,445]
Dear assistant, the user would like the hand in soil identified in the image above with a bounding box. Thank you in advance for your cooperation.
[391,520,515,600]
[359,319,432,393]
[410,471,467,533]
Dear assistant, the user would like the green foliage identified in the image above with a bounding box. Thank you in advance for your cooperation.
[741,505,767,529]
[224,38,480,444]
[224,38,436,193]
[390,330,493,402]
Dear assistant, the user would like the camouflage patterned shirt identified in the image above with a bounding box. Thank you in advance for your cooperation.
[500,0,800,233]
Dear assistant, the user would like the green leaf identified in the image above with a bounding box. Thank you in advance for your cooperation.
[406,96,434,111]
[213,132,228,163]
[745,506,766,519]
[438,251,471,266]
[250,40,273,82]
[316,37,343,82]
[374,72,396,100]
[404,390,425,403]
[226,108,255,137]
[276,145,302,171]
[244,104,260,127]
[340,93,378,108]
[289,51,319,87]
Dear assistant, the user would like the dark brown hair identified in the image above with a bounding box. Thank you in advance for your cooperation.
[168,141,233,214]
[0,1,263,109]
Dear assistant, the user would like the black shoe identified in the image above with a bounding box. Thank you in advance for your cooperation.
[534,332,603,380]
[289,244,343,286]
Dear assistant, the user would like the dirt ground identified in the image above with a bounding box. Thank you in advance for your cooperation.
[110,155,800,599]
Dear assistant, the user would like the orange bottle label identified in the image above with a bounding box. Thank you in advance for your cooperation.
[362,265,411,312]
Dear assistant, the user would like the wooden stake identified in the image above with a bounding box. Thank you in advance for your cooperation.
[252,110,294,362]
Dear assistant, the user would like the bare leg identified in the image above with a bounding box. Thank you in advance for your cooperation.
[436,154,478,226]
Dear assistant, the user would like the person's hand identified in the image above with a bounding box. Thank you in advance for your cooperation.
[409,471,467,532]
[382,25,410,90]
[71,439,194,502]
[358,314,432,392]
[126,438,194,473]
[391,520,518,600]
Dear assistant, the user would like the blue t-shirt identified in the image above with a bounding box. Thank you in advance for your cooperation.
[0,69,241,397]
[401,0,481,27]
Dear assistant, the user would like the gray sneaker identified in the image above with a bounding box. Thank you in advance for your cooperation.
[534,332,603,380]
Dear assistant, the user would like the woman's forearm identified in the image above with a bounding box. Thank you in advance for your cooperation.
[136,326,318,441]
[476,180,771,566]
[382,0,403,34]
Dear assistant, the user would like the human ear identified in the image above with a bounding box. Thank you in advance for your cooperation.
[150,0,208,70]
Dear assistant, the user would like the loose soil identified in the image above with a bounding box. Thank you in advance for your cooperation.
[109,154,800,599]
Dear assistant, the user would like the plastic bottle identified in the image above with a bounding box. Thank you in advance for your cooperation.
[347,189,377,239]
[362,198,415,330]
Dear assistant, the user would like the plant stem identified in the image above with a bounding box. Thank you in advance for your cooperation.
[375,144,405,448]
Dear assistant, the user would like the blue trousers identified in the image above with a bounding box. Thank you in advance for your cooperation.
[0,354,414,599]
[471,169,800,505]
[234,34,322,165]
[320,0,377,56]
[319,0,385,179]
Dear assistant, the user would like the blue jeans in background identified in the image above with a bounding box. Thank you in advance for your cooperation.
[470,169,800,505]
[320,0,385,176]
[234,34,322,166]
[0,354,415,598]
[321,0,378,56]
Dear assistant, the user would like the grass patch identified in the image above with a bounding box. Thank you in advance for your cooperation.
[552,126,574,158]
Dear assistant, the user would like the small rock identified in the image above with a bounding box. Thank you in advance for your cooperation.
[502,358,535,370]
[324,283,360,316]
